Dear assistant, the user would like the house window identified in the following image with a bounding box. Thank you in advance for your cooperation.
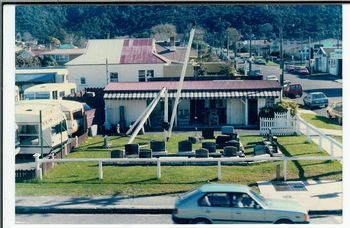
[52,91,58,99]
[110,72,119,82]
[138,70,146,82]
[266,97,275,107]
[80,77,86,85]
[18,125,39,146]
[139,70,155,82]
[55,55,69,62]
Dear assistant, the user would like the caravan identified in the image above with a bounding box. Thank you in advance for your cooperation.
[15,102,69,155]
[23,83,76,100]
[17,99,86,135]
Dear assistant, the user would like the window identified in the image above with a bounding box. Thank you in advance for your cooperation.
[18,125,39,146]
[265,97,275,107]
[232,193,257,209]
[198,193,231,207]
[55,55,69,62]
[80,77,86,85]
[139,70,155,82]
[138,70,146,82]
[50,121,68,136]
[73,111,84,119]
[110,72,119,82]
[52,91,58,99]
[35,92,50,99]
[70,89,75,94]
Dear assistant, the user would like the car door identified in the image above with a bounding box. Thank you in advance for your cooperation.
[231,193,266,224]
[198,192,232,223]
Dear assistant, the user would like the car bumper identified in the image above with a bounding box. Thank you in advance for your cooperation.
[295,221,310,224]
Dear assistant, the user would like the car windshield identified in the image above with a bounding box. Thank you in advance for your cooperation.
[249,190,267,207]
[179,188,198,200]
[313,93,326,99]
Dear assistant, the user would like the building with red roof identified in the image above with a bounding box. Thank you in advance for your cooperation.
[103,79,282,129]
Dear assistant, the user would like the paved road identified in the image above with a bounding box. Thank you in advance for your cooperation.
[253,64,342,117]
[16,213,342,224]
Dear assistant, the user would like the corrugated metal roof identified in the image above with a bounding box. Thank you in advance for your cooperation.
[105,80,281,92]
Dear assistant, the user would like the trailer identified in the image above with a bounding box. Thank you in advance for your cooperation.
[23,83,76,100]
[15,102,69,155]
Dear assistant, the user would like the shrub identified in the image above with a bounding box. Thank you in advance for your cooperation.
[259,99,298,118]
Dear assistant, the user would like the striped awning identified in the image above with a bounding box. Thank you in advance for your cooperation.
[104,90,280,99]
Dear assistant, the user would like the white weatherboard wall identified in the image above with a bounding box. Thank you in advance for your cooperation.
[105,99,147,126]
[226,98,245,125]
[68,64,165,91]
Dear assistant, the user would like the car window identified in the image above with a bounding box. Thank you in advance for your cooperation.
[232,193,257,209]
[313,94,326,99]
[198,193,231,207]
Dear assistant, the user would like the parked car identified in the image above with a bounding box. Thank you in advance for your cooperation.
[172,183,310,224]
[283,83,303,98]
[254,58,266,65]
[326,101,342,124]
[296,67,309,75]
[303,92,328,109]
[265,75,279,82]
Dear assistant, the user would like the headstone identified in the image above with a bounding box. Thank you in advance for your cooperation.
[225,140,240,151]
[195,148,209,158]
[125,144,139,157]
[221,126,235,135]
[111,149,124,158]
[216,135,232,149]
[202,128,215,139]
[150,140,166,152]
[89,125,98,136]
[139,149,152,158]
[178,140,192,152]
[223,146,237,157]
[254,144,267,156]
[202,142,216,153]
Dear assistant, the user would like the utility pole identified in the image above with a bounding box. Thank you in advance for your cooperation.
[249,33,253,76]
[39,110,43,158]
[227,36,229,62]
[105,58,109,85]
[279,25,284,87]
[308,36,312,75]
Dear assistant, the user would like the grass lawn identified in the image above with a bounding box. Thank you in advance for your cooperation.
[331,136,342,144]
[16,133,342,196]
[300,113,342,130]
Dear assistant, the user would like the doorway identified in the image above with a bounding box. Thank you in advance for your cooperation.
[248,99,258,125]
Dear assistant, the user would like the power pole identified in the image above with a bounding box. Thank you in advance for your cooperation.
[279,25,284,87]
[308,36,312,75]
[227,36,229,62]
[249,35,252,75]
[105,58,109,85]
[39,110,43,158]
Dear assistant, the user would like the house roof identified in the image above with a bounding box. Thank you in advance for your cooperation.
[319,47,337,56]
[105,80,281,92]
[155,44,198,63]
[65,38,169,65]
[42,48,86,56]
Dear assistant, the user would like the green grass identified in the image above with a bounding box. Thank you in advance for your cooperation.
[331,136,342,144]
[300,113,342,130]
[16,133,342,196]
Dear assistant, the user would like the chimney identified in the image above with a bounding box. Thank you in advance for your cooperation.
[169,36,176,52]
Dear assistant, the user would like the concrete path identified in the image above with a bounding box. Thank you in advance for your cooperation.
[258,180,342,213]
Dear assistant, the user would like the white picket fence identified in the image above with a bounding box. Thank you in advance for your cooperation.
[260,109,297,135]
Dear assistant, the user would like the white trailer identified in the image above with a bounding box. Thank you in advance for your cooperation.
[15,102,69,155]
[23,83,77,100]
[17,99,85,135]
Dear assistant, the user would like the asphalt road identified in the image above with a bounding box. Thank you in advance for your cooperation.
[252,64,342,117]
[16,213,342,224]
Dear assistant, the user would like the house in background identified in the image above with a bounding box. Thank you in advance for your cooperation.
[103,79,281,130]
[15,67,68,96]
[314,47,342,77]
[41,46,86,65]
[65,38,172,91]
[329,49,342,77]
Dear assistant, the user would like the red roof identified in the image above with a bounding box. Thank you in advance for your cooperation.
[105,80,281,92]
[120,38,166,64]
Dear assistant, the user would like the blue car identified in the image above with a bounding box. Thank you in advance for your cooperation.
[303,92,328,109]
[172,183,309,224]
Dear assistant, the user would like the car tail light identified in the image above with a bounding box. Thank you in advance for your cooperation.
[304,213,309,221]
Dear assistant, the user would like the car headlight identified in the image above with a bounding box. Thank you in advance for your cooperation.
[304,213,309,221]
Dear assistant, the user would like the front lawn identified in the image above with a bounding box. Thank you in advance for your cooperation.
[16,133,342,196]
[300,113,342,130]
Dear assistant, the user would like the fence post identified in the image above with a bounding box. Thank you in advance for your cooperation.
[98,160,103,179]
[296,118,300,135]
[217,160,222,180]
[306,125,311,143]
[33,153,42,180]
[64,144,68,156]
[75,135,79,146]
[157,158,161,179]
[283,159,287,181]
[318,135,322,152]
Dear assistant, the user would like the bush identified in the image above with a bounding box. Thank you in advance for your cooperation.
[259,99,298,118]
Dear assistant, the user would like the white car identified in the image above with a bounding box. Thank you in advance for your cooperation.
[266,75,279,82]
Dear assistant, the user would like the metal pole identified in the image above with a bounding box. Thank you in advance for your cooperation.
[39,110,44,158]
[164,90,169,140]
[105,58,109,85]
[60,120,63,159]
[308,36,312,75]
[168,26,196,140]
[249,35,252,75]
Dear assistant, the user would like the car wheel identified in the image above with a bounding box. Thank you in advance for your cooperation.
[275,219,294,224]
[338,117,342,125]
[191,218,211,224]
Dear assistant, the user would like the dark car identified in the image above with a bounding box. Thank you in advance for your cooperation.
[283,83,303,98]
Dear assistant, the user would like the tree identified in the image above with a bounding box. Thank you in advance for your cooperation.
[151,23,177,41]
[50,37,61,48]
[258,23,273,39]
[40,56,58,67]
